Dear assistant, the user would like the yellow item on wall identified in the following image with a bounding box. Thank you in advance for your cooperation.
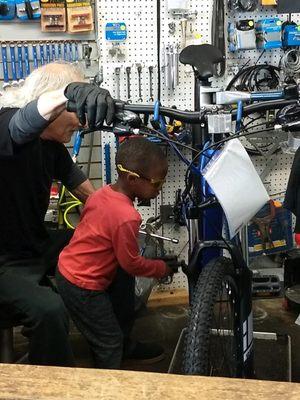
[261,0,277,5]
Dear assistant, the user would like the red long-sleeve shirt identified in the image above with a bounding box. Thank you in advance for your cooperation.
[58,185,167,290]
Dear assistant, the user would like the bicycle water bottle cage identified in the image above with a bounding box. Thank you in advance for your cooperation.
[179,44,224,82]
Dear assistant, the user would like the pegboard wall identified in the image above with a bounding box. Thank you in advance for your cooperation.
[1,1,300,291]
[98,0,300,291]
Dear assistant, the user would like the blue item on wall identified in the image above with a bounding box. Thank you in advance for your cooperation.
[256,18,282,49]
[0,0,15,19]
[105,22,127,41]
[282,24,300,47]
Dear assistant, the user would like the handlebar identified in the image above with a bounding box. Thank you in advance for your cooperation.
[67,98,299,126]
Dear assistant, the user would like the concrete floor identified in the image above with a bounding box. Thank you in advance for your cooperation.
[12,296,300,382]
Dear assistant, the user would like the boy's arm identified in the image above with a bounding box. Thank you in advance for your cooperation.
[112,220,169,279]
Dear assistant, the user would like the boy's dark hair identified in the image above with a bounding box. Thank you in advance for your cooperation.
[116,137,167,176]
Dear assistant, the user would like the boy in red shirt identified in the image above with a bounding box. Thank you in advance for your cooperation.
[56,137,175,368]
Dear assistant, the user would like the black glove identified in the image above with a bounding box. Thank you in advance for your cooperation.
[64,82,115,128]
[160,255,180,273]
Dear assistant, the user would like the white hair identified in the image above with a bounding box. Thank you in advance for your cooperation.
[0,61,85,108]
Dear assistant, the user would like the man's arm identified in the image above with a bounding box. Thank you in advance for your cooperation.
[71,179,95,203]
[9,89,68,145]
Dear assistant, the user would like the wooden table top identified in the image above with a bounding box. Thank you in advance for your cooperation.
[0,363,299,400]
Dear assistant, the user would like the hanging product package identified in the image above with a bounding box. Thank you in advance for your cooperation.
[203,139,270,238]
[0,0,15,19]
[16,0,41,19]
[40,0,66,32]
[66,0,93,33]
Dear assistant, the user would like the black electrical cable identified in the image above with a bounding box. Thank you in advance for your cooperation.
[226,64,280,92]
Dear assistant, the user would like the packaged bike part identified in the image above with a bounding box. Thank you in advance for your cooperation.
[228,20,256,52]
[282,23,300,47]
[256,18,283,49]
[203,138,269,238]
[167,0,188,12]
[16,0,40,19]
[0,0,15,19]
[66,0,93,33]
[228,0,258,11]
[40,0,66,32]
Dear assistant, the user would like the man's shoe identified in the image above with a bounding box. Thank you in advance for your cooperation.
[123,341,165,364]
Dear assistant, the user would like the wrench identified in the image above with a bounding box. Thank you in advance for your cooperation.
[9,44,18,86]
[125,66,131,102]
[136,63,142,102]
[139,230,179,244]
[114,66,121,99]
[63,42,68,61]
[69,42,73,62]
[46,42,51,63]
[39,43,45,65]
[148,65,154,101]
[1,44,10,89]
[57,42,62,60]
[32,44,38,69]
[74,42,79,62]
[51,42,56,61]
[24,44,31,76]
[17,44,24,83]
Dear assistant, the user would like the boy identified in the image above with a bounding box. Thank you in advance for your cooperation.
[56,137,176,369]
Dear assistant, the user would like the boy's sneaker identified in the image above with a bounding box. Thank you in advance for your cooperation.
[123,341,165,364]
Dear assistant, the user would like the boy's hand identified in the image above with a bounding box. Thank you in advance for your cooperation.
[64,82,115,128]
[160,255,180,274]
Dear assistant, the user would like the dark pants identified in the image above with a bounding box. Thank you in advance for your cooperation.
[56,267,135,369]
[0,259,75,366]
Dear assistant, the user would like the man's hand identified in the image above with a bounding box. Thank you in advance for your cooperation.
[64,82,115,128]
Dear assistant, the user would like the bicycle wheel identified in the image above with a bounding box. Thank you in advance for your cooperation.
[183,256,240,377]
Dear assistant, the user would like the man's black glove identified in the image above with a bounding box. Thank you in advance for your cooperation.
[64,82,115,128]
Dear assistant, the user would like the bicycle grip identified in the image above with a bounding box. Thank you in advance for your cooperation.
[66,100,125,114]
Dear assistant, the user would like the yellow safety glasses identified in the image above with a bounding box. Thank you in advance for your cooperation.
[117,164,166,189]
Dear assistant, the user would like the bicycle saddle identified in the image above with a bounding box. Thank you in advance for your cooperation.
[179,44,224,81]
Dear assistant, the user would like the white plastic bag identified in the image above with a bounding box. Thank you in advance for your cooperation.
[203,139,270,238]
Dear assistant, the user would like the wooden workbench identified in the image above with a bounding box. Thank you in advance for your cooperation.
[0,363,299,400]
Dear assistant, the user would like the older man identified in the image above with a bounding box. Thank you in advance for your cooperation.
[0,62,114,366]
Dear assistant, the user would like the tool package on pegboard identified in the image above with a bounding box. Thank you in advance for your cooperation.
[248,200,294,258]
[0,0,94,33]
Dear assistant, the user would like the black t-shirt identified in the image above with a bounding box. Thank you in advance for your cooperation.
[0,106,86,261]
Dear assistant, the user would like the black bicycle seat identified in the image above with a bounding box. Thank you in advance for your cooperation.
[179,44,224,81]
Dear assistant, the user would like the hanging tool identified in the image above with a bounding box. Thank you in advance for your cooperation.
[9,43,18,86]
[63,42,68,61]
[69,42,73,62]
[148,65,154,101]
[139,229,179,244]
[32,43,38,69]
[39,43,45,65]
[1,44,10,89]
[51,42,56,61]
[17,43,24,83]
[114,66,121,99]
[180,19,187,48]
[136,63,143,102]
[173,44,179,87]
[46,42,51,63]
[57,42,62,60]
[125,66,131,102]
[24,43,31,76]
[82,43,92,68]
[74,41,79,62]
[104,143,112,184]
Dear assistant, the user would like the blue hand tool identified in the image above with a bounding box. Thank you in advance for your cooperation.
[24,43,31,76]
[17,44,24,83]
[9,44,18,86]
[32,43,38,69]
[39,43,45,65]
[1,44,10,89]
